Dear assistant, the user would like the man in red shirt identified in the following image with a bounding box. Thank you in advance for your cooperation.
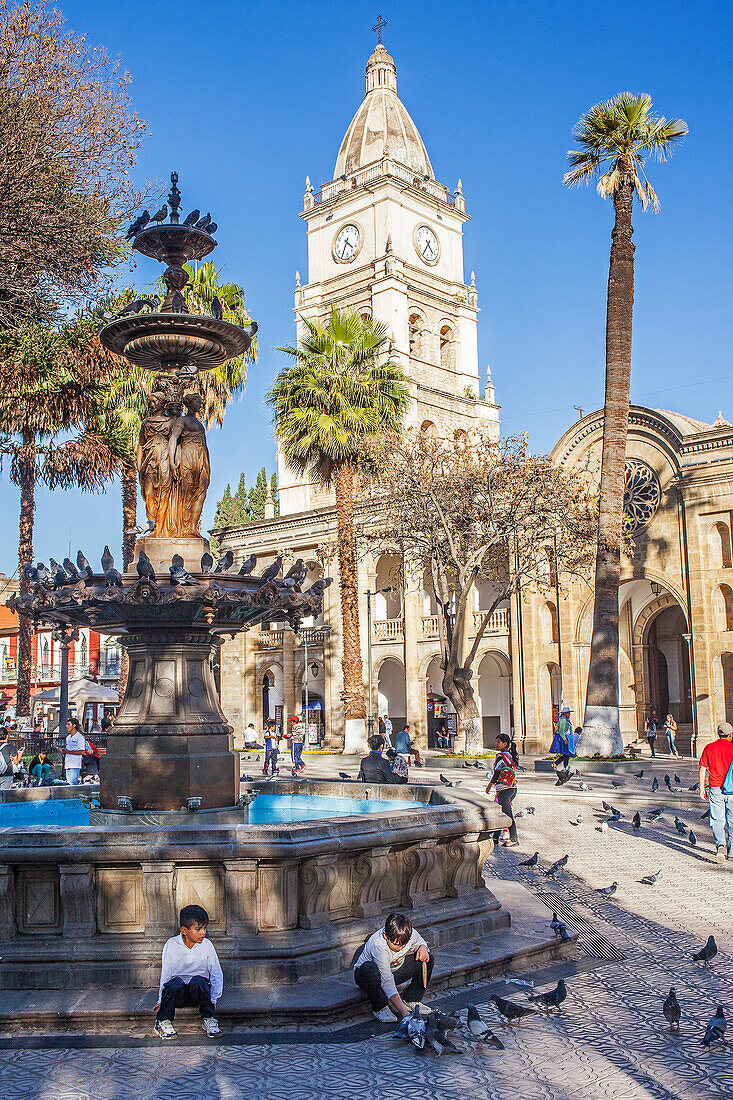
[699,721,733,864]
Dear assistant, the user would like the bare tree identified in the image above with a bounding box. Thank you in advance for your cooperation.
[360,431,596,754]
[0,0,147,323]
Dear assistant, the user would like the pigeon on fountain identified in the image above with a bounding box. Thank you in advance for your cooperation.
[150,204,168,225]
[214,550,233,573]
[238,554,257,575]
[101,546,114,574]
[259,556,283,583]
[169,555,198,586]
[206,221,218,236]
[125,519,155,536]
[182,209,200,226]
[305,577,332,597]
[194,213,212,231]
[126,210,150,239]
[49,559,68,587]
[76,551,94,585]
[63,557,80,580]
[136,551,156,580]
[105,566,123,588]
[116,298,155,318]
[284,559,307,587]
[211,295,223,320]
[201,552,214,573]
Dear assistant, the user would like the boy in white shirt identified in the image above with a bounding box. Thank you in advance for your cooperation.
[353,912,433,1021]
[154,905,223,1038]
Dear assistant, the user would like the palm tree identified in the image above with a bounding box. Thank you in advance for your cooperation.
[0,317,126,718]
[564,93,687,755]
[268,308,409,747]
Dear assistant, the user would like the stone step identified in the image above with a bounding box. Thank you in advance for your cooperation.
[0,883,572,1032]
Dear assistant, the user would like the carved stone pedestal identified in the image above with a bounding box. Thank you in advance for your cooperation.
[134,534,210,574]
[100,629,238,811]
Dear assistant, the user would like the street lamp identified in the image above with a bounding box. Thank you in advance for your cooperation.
[365,586,395,738]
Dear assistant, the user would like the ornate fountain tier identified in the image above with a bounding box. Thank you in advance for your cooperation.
[101,312,256,372]
[10,563,328,813]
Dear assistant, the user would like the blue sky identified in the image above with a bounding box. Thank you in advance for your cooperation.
[2,0,730,575]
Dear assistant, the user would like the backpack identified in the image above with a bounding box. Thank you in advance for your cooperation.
[722,757,733,796]
[494,750,516,787]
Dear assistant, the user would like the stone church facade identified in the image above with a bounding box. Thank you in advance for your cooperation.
[218,45,727,758]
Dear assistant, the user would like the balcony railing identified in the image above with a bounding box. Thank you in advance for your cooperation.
[255,628,329,650]
[422,615,439,639]
[473,608,510,634]
[0,662,113,685]
[373,619,404,643]
[257,630,284,650]
[315,160,453,207]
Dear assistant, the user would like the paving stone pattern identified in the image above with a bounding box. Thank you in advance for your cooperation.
[2,757,732,1099]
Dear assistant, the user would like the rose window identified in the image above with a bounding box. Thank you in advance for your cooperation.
[623,459,661,535]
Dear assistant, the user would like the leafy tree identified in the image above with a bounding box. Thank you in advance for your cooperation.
[564,92,687,755]
[232,472,249,525]
[0,0,146,324]
[270,471,279,516]
[248,467,269,520]
[268,308,409,745]
[362,431,596,754]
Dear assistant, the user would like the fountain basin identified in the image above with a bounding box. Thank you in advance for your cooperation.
[0,779,510,993]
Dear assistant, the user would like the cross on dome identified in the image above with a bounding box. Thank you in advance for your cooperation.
[371,13,387,44]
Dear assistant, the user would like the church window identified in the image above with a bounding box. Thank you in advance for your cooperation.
[713,521,732,568]
[720,585,733,631]
[439,325,454,371]
[542,601,560,645]
[409,314,425,359]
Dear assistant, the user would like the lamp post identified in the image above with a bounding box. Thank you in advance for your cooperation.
[302,628,309,744]
[365,586,395,738]
[52,623,79,735]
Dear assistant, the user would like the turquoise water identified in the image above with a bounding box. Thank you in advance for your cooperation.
[0,794,425,828]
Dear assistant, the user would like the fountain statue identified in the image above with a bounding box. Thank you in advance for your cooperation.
[10,174,330,817]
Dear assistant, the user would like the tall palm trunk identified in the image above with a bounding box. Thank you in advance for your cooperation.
[118,464,138,702]
[333,462,366,733]
[579,168,635,756]
[16,429,35,720]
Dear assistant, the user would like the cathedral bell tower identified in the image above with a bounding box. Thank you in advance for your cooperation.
[280,43,500,515]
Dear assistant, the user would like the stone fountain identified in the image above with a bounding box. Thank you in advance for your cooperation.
[11,173,328,817]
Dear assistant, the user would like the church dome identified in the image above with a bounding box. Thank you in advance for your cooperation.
[334,45,434,180]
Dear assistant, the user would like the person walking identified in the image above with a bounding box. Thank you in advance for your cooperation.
[486,733,518,848]
[64,718,86,785]
[644,711,658,757]
[554,707,572,783]
[699,721,733,865]
[664,714,679,757]
[382,714,393,750]
[288,715,306,775]
[262,720,279,776]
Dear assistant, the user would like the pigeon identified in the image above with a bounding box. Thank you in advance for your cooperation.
[284,558,307,586]
[518,852,539,868]
[602,801,613,813]
[439,774,460,787]
[641,869,662,885]
[651,777,659,792]
[691,935,717,965]
[634,770,644,779]
[101,546,114,573]
[211,295,223,321]
[515,806,536,818]
[214,550,233,572]
[201,552,214,573]
[394,1004,425,1049]
[632,812,641,830]
[647,807,665,821]
[663,988,681,1031]
[125,519,155,536]
[674,774,681,785]
[182,209,201,227]
[490,994,537,1023]
[150,203,168,225]
[688,830,697,847]
[700,810,709,820]
[104,567,123,588]
[431,1010,460,1033]
[664,774,672,792]
[570,815,583,826]
[578,779,590,792]
[338,772,351,781]
[305,577,333,598]
[238,555,257,575]
[544,855,569,877]
[611,780,622,788]
[136,550,156,580]
[550,913,571,941]
[49,559,68,587]
[76,551,94,584]
[194,213,212,231]
[701,1006,726,1047]
[125,210,150,239]
[62,557,80,580]
[260,556,283,583]
[116,298,155,318]
[425,1010,458,1055]
[610,806,622,820]
[689,782,699,792]
[466,1004,504,1047]
[675,816,687,835]
[529,979,567,1011]
[23,563,39,584]
[596,822,608,833]
[597,882,618,897]
[169,554,198,586]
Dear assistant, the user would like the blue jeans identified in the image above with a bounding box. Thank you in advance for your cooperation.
[291,741,303,769]
[666,733,678,755]
[708,787,733,854]
[66,767,81,786]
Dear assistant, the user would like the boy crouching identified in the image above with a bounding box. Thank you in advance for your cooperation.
[154,904,223,1038]
[354,912,434,1021]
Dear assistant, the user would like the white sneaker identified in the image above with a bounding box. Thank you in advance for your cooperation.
[202,1017,221,1037]
[155,1019,177,1039]
[372,1006,395,1022]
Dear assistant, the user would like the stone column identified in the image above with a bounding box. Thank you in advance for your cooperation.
[404,563,425,748]
[223,859,257,935]
[0,864,15,937]
[59,864,96,935]
[142,861,176,936]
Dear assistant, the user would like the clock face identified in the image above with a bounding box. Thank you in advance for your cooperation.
[415,225,440,264]
[333,223,361,263]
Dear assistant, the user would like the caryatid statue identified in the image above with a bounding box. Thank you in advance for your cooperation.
[137,386,210,537]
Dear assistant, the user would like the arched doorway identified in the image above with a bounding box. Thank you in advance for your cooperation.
[425,655,456,749]
[539,663,562,746]
[377,657,406,735]
[477,652,512,747]
[262,666,284,734]
[645,604,692,724]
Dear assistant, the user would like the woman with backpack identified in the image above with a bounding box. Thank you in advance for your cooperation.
[486,733,519,848]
